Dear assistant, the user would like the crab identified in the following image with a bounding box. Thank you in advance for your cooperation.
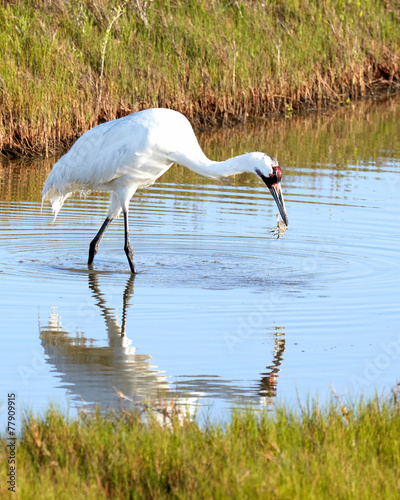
[268,214,288,239]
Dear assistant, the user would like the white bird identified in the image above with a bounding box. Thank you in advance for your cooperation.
[42,108,288,273]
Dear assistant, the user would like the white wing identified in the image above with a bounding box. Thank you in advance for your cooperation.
[41,109,206,218]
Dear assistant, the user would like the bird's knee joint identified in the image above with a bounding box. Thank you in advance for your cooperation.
[89,241,99,253]
[124,244,134,254]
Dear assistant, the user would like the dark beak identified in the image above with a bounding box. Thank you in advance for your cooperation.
[269,182,288,226]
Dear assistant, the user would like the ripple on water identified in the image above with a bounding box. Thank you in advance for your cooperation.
[0,180,398,297]
[2,101,400,421]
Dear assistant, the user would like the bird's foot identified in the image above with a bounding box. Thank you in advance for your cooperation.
[127,261,137,274]
[124,244,136,274]
[88,242,99,265]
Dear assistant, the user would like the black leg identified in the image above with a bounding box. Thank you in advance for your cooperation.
[123,211,136,274]
[88,217,113,265]
[121,274,135,335]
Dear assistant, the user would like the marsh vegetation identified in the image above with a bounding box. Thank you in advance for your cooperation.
[1,394,400,499]
[1,0,400,157]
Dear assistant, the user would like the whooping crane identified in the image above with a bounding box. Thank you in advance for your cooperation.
[42,108,288,273]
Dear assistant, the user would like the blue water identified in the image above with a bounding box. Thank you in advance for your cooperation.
[0,98,399,428]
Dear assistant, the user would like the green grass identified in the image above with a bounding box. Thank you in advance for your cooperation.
[1,393,400,498]
[0,0,400,157]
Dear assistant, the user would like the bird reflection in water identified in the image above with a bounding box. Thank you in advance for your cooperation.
[258,328,286,402]
[87,271,134,340]
[39,273,286,415]
[39,273,174,413]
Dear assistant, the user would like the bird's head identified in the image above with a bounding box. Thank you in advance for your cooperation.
[248,152,288,226]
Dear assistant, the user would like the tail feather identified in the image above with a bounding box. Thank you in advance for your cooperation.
[42,153,77,221]
[42,187,71,222]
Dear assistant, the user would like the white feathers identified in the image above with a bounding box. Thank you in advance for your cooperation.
[42,189,71,222]
[42,108,278,220]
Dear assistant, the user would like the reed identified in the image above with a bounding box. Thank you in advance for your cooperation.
[1,392,400,498]
[0,0,399,157]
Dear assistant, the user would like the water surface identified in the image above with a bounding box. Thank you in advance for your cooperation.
[1,97,399,424]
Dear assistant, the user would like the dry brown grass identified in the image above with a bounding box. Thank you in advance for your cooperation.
[0,0,400,158]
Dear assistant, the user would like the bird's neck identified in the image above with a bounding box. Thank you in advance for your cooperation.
[171,153,253,179]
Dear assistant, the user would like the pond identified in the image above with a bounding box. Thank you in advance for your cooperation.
[0,97,399,425]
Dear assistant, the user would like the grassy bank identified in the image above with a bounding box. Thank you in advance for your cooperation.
[2,95,400,202]
[1,394,400,498]
[0,0,400,158]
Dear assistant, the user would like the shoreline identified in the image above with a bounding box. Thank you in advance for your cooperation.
[1,394,399,497]
[2,87,399,161]
[1,0,399,159]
